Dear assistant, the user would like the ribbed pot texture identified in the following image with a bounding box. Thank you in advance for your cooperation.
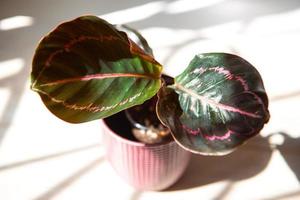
[101,120,191,190]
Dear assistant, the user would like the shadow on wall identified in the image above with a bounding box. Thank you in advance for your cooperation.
[130,0,300,30]
[0,61,29,146]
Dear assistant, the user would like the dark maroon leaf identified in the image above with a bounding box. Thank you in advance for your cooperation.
[157,53,270,155]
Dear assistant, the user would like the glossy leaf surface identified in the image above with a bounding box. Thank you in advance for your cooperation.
[31,16,162,123]
[157,53,270,155]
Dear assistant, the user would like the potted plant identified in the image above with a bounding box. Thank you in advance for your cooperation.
[30,15,270,190]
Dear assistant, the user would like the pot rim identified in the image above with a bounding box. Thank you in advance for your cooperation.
[100,119,175,148]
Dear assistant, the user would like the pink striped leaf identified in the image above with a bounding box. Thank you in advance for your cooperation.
[30,16,162,123]
[157,53,270,155]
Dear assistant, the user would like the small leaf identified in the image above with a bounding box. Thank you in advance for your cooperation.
[31,15,162,123]
[157,53,270,155]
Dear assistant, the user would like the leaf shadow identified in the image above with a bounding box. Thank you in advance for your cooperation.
[0,66,29,147]
[273,132,300,184]
[166,135,272,191]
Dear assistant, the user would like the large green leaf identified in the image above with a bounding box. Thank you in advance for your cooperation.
[157,53,270,155]
[31,16,162,123]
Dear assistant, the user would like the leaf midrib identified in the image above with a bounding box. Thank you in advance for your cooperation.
[35,72,159,88]
[173,83,262,119]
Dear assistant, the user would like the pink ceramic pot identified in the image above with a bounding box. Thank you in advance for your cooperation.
[101,120,191,190]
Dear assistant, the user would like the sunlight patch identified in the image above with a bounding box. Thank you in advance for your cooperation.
[0,16,34,31]
[0,58,25,80]
[99,1,165,24]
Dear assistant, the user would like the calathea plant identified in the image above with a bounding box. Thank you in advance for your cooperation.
[31,15,270,155]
